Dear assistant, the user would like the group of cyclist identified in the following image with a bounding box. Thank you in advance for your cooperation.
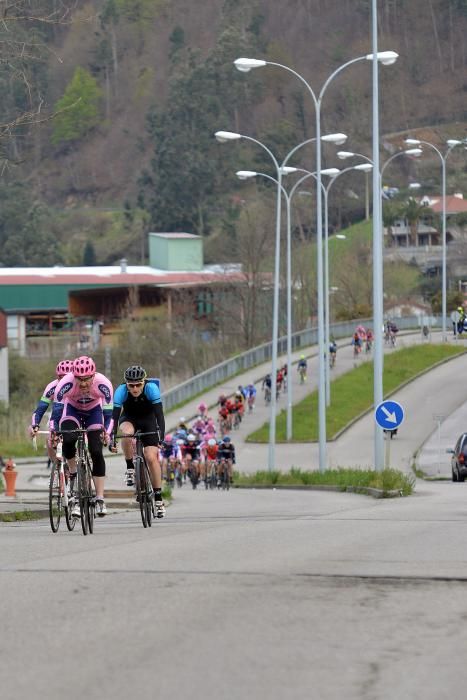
[159,400,237,490]
[352,326,374,356]
[30,357,166,520]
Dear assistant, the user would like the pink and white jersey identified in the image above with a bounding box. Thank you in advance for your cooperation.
[51,372,114,430]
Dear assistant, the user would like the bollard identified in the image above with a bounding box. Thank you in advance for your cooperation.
[3,458,17,497]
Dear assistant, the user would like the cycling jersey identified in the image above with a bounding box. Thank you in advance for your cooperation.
[160,442,180,460]
[51,372,113,431]
[217,444,236,463]
[183,441,200,459]
[31,378,59,427]
[245,385,257,397]
[112,379,165,444]
[205,444,219,460]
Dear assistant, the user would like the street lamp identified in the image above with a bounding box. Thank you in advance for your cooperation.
[215,130,285,472]
[235,165,340,438]
[404,136,464,341]
[222,132,346,448]
[339,146,422,469]
[234,50,398,472]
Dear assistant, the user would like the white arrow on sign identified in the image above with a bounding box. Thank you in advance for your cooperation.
[381,405,397,423]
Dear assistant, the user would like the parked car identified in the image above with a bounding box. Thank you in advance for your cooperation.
[447,433,467,482]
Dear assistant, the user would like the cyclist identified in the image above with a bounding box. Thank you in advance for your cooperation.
[182,433,202,485]
[51,356,113,518]
[365,328,373,353]
[205,437,219,484]
[276,368,284,396]
[245,382,257,412]
[29,359,74,465]
[110,365,166,518]
[352,331,362,355]
[217,436,236,485]
[262,373,272,402]
[297,355,307,383]
[197,401,208,418]
[329,341,337,368]
[159,433,180,485]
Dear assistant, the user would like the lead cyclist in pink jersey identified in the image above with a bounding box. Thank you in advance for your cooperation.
[30,359,74,465]
[51,355,113,517]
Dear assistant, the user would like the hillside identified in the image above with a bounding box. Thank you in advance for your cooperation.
[0,0,466,266]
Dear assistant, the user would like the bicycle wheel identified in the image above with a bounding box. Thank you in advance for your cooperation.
[85,453,95,534]
[77,458,89,536]
[64,471,76,532]
[48,462,61,533]
[142,458,153,527]
[134,456,148,528]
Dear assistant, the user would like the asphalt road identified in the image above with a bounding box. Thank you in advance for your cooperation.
[2,484,467,700]
[3,331,467,699]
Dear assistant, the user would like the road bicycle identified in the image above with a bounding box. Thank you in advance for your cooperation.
[70,427,96,536]
[206,458,218,489]
[329,352,336,369]
[217,457,231,491]
[35,431,76,533]
[264,385,271,404]
[116,431,156,528]
[298,366,307,384]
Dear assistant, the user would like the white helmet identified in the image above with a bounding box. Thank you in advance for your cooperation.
[208,438,216,446]
[187,434,196,441]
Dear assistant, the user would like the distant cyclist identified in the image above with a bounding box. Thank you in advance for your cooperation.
[329,341,337,368]
[297,355,307,383]
[111,365,166,518]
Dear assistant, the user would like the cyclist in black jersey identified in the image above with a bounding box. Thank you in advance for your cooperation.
[111,365,166,518]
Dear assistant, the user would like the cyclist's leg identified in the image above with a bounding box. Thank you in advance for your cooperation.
[86,429,106,500]
[119,418,136,483]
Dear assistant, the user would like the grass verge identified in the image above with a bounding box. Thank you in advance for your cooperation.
[0,510,43,522]
[234,467,415,496]
[247,344,464,442]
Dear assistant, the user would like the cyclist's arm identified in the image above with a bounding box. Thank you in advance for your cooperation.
[145,382,165,440]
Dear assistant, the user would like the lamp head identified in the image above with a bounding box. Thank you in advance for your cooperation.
[404,148,422,156]
[321,168,340,177]
[234,58,267,73]
[447,139,462,147]
[236,170,257,180]
[408,182,422,189]
[335,236,346,241]
[281,166,297,175]
[353,163,373,172]
[337,151,355,160]
[321,132,347,146]
[366,51,399,65]
[404,138,421,145]
[215,130,242,143]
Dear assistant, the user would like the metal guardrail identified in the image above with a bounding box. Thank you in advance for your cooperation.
[162,315,442,412]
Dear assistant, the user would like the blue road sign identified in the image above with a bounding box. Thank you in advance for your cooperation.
[375,400,404,430]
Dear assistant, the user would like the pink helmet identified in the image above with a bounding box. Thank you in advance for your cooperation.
[56,359,74,377]
[198,401,207,412]
[73,356,96,377]
[165,433,172,442]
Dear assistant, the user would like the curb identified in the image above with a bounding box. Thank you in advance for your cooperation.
[232,484,403,498]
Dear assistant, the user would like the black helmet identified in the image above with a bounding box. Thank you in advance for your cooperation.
[124,365,147,382]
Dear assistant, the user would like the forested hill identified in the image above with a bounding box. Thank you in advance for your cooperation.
[0,0,466,267]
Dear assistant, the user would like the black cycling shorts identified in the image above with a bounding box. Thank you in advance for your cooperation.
[119,414,160,447]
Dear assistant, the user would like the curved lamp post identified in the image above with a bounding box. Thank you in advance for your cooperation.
[216,131,346,458]
[405,137,463,341]
[235,165,340,441]
[234,51,398,472]
[338,147,423,470]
